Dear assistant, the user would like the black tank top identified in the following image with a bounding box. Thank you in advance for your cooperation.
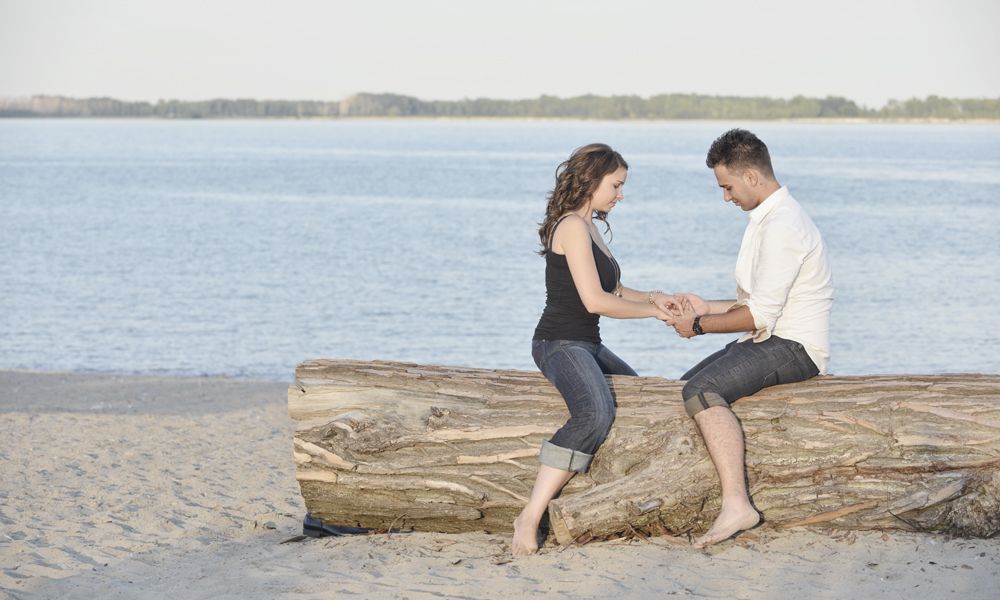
[533,233,621,344]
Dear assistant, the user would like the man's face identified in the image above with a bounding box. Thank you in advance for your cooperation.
[713,165,759,211]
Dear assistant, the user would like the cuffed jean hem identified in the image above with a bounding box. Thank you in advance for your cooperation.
[539,439,594,473]
[682,391,730,418]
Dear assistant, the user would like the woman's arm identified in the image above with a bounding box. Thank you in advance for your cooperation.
[618,286,671,305]
[555,216,669,320]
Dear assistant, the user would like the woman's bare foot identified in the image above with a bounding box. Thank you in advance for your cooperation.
[511,512,540,556]
[693,504,761,548]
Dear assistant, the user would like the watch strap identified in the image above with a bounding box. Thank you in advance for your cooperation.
[692,316,704,336]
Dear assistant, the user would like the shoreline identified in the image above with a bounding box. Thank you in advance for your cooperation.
[2,370,998,598]
[2,115,1000,125]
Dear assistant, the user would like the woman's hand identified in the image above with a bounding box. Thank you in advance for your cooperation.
[672,292,709,316]
[654,293,683,322]
[653,304,678,324]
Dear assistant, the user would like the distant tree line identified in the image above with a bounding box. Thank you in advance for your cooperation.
[1,93,997,120]
[0,96,339,118]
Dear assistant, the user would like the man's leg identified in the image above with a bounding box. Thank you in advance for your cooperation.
[692,405,760,547]
[681,336,818,547]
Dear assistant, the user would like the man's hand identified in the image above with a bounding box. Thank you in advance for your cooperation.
[673,292,709,316]
[653,294,683,325]
[671,298,700,338]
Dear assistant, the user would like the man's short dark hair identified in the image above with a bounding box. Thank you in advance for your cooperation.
[706,128,774,178]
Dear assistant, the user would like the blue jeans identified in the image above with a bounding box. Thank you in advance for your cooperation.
[532,339,638,472]
[681,335,819,418]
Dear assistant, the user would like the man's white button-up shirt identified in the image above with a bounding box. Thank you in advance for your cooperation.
[732,186,833,374]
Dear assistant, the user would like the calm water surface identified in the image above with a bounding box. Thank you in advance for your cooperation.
[1,119,998,379]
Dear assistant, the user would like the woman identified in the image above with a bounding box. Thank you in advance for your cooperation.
[512,143,676,555]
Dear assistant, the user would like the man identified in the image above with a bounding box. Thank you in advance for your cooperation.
[660,128,833,547]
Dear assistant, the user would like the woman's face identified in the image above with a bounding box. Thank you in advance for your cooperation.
[590,166,627,213]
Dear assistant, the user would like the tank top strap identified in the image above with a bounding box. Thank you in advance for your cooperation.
[546,214,576,251]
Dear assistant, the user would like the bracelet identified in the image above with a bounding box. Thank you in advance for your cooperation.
[614,283,624,298]
[647,290,661,304]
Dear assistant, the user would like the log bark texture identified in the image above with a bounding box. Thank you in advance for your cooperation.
[288,359,1000,544]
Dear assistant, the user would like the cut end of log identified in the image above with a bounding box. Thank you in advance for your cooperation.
[941,471,1000,538]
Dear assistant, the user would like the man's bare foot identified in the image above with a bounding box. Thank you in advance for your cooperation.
[511,512,540,556]
[693,505,761,548]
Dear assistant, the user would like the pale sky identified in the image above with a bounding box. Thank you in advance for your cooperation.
[1,0,998,108]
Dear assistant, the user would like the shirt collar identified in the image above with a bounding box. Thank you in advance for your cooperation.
[748,186,790,223]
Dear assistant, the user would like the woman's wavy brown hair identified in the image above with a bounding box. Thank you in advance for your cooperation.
[537,143,628,255]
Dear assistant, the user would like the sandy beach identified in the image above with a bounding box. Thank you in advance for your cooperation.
[1,371,997,599]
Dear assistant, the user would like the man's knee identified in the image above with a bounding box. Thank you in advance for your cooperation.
[682,380,729,419]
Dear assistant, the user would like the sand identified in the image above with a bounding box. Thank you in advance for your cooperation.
[1,370,997,599]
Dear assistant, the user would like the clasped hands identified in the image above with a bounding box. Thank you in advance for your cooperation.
[651,292,707,338]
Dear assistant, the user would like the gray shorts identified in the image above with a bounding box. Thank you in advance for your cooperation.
[681,335,819,418]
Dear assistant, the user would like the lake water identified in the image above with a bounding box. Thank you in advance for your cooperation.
[1,119,998,380]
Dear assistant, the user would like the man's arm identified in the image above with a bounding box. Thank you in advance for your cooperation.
[672,302,755,338]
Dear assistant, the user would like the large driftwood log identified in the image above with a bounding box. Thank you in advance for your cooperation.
[288,359,1000,544]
